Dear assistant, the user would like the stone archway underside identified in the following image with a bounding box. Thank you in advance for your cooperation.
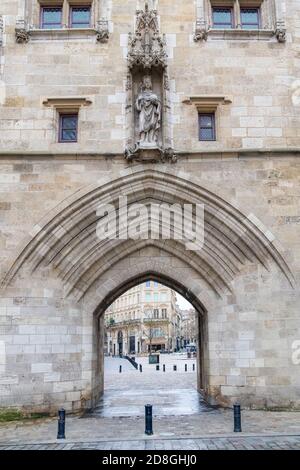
[2,166,294,301]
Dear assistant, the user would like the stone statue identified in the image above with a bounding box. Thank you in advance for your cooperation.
[136,75,161,146]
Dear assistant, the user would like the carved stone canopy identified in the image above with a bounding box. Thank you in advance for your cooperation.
[127,2,168,70]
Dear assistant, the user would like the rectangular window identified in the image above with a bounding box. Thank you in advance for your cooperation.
[153,281,158,287]
[145,292,152,302]
[241,8,260,30]
[70,6,91,28]
[162,308,167,318]
[212,7,233,29]
[153,293,159,302]
[41,7,62,29]
[59,114,78,143]
[153,309,159,318]
[146,281,151,288]
[199,113,216,141]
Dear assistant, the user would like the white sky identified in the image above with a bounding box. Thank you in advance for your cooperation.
[176,293,193,310]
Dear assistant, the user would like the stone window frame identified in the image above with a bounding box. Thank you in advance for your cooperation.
[15,0,111,43]
[43,96,92,145]
[183,95,232,145]
[194,0,286,42]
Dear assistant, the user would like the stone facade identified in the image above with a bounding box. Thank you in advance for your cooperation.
[104,281,180,355]
[0,0,299,415]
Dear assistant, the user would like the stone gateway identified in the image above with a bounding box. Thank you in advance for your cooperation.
[0,0,299,416]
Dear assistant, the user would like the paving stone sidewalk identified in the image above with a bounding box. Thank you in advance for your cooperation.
[1,435,300,450]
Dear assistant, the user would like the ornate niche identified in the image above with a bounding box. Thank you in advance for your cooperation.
[125,2,176,163]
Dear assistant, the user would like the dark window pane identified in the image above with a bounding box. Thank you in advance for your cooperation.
[200,128,214,140]
[60,115,78,142]
[62,130,77,141]
[241,9,259,29]
[71,7,91,28]
[213,8,233,29]
[62,116,77,129]
[42,8,62,29]
[199,114,215,141]
[200,115,213,128]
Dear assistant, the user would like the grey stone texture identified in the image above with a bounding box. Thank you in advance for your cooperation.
[0,1,299,414]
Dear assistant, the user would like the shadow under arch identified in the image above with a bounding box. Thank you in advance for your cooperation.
[92,271,210,408]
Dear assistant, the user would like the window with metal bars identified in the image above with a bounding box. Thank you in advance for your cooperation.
[198,113,216,141]
[59,114,78,142]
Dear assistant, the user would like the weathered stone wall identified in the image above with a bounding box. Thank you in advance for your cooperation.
[0,0,299,413]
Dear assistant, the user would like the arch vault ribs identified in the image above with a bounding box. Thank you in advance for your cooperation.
[1,168,295,298]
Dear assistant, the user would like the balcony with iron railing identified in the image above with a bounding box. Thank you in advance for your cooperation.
[143,317,169,323]
[106,319,141,329]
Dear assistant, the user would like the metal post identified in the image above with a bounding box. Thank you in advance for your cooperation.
[156,364,159,371]
[57,408,65,439]
[145,404,153,435]
[119,365,122,373]
[173,365,177,371]
[233,403,242,432]
[139,364,142,373]
[192,363,195,371]
[163,364,165,372]
[185,364,187,372]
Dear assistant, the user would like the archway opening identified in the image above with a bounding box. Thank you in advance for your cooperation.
[89,275,213,418]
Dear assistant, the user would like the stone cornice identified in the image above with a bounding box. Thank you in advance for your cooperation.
[42,97,92,108]
[0,149,300,160]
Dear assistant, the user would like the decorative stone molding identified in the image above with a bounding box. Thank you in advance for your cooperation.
[124,2,175,164]
[194,0,286,43]
[183,95,232,111]
[275,20,286,43]
[96,19,109,43]
[124,144,177,163]
[194,20,208,42]
[15,19,30,44]
[43,97,92,110]
[127,3,168,70]
[0,16,3,47]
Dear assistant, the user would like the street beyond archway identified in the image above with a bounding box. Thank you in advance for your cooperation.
[88,354,214,418]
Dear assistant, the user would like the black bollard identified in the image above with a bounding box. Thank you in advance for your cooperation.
[192,363,195,371]
[156,364,160,371]
[57,408,66,440]
[163,364,165,372]
[233,403,242,432]
[119,365,122,373]
[173,365,177,371]
[145,404,153,435]
[185,364,187,372]
[139,364,142,373]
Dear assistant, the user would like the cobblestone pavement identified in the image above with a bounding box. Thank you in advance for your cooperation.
[90,356,208,417]
[0,355,299,449]
[0,435,300,450]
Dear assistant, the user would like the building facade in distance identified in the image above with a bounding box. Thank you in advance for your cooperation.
[104,281,181,355]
